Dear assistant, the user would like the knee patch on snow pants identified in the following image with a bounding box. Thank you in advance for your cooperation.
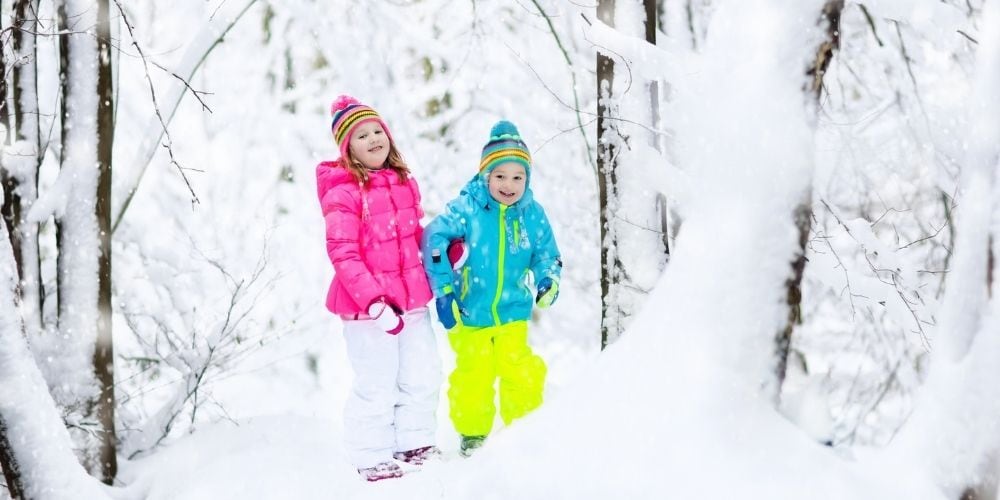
[446,321,547,436]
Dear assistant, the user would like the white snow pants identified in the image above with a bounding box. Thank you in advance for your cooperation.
[342,308,442,469]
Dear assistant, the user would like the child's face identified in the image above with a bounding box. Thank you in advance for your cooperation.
[487,162,527,206]
[348,121,390,169]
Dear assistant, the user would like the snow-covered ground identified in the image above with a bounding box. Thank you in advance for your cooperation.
[114,4,954,495]
[117,271,943,499]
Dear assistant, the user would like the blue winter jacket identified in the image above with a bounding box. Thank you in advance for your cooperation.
[422,173,562,327]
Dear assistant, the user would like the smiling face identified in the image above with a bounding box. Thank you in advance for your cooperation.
[487,162,527,206]
[348,120,390,169]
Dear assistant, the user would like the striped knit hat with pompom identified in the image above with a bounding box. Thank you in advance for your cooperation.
[479,120,531,173]
[330,95,395,160]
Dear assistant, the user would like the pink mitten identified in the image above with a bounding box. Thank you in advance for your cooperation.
[367,297,404,335]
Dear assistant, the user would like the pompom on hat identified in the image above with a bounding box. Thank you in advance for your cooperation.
[479,120,531,173]
[330,95,395,160]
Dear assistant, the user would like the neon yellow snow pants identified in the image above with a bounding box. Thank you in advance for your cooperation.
[446,320,547,436]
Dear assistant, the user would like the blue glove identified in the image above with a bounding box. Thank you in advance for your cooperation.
[535,277,559,308]
[435,292,464,330]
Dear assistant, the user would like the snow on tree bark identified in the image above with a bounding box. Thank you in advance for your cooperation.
[0,190,111,500]
[774,0,844,402]
[598,0,671,349]
[42,0,118,483]
[10,0,44,336]
[597,0,619,350]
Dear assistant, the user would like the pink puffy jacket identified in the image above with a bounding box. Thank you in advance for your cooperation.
[316,160,433,317]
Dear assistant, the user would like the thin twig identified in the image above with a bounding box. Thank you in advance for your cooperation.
[111,0,200,205]
[898,220,947,250]
[112,0,260,234]
[527,0,596,173]
[820,199,932,351]
[858,4,884,47]
[870,206,909,227]
[891,20,931,132]
[957,29,978,44]
[150,63,214,113]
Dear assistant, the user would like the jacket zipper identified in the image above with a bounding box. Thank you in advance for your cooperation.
[491,205,507,325]
[385,174,409,306]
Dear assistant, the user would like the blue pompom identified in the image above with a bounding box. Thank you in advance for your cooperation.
[490,120,520,139]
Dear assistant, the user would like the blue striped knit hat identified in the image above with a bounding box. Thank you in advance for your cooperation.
[479,120,531,173]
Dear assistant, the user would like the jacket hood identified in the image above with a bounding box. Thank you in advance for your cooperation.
[461,172,535,210]
[316,160,355,201]
[317,161,412,202]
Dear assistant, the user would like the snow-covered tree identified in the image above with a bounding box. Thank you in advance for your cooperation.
[2,0,44,334]
[790,0,981,448]
[885,2,1000,497]
[597,0,671,348]
[54,0,117,480]
[0,0,118,485]
[774,0,844,402]
[0,189,111,500]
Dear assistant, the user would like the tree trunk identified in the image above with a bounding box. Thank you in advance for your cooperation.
[597,0,619,350]
[598,0,671,349]
[11,0,44,334]
[774,0,843,399]
[0,201,111,499]
[0,82,23,484]
[1,0,18,280]
[2,2,44,497]
[988,235,994,297]
[56,0,118,483]
[94,0,118,483]
[56,0,69,321]
[647,0,671,257]
[0,415,25,499]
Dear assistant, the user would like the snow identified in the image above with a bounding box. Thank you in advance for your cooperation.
[116,276,944,499]
[588,3,673,342]
[4,0,999,498]
[112,0,259,226]
[110,1,940,498]
[863,0,969,45]
[881,2,1000,497]
[20,0,104,420]
[0,192,111,500]
[935,0,1000,362]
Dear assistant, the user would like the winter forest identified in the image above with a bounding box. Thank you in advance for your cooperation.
[0,0,998,498]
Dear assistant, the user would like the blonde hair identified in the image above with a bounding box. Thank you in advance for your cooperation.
[342,143,410,185]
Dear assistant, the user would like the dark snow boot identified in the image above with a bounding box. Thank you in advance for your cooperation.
[357,461,404,482]
[393,445,442,465]
[459,435,486,458]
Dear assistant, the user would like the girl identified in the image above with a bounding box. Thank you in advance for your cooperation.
[316,95,441,481]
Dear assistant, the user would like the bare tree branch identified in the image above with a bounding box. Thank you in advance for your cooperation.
[110,0,200,206]
[526,0,597,173]
[111,0,260,234]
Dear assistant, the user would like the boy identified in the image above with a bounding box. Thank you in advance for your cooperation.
[422,120,562,457]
